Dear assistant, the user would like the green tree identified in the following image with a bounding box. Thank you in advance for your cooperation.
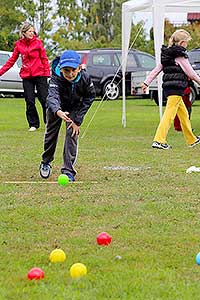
[17,0,54,42]
[52,0,134,50]
[56,0,87,40]
[0,0,24,50]
[149,19,200,53]
[0,0,24,33]
[0,0,55,51]
[179,22,200,50]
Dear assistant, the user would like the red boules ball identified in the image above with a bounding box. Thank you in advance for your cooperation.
[27,267,45,280]
[96,232,112,246]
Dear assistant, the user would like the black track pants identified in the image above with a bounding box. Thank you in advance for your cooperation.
[23,76,48,128]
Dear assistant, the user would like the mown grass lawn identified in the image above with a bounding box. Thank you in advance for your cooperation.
[1,97,200,300]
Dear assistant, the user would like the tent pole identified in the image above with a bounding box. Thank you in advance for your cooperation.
[122,5,133,127]
[152,1,165,120]
[122,72,126,127]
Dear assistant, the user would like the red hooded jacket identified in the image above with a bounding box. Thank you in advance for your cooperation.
[0,36,50,79]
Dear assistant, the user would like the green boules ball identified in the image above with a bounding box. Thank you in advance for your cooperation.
[58,174,69,186]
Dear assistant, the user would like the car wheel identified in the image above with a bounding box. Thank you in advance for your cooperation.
[189,87,196,104]
[103,80,120,100]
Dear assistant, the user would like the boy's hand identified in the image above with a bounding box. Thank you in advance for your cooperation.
[57,110,72,122]
[68,122,80,137]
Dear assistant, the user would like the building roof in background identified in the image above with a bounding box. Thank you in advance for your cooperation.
[187,13,200,21]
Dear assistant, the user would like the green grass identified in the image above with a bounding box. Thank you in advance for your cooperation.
[1,98,200,299]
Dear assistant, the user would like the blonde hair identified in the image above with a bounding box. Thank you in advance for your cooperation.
[20,22,34,38]
[168,29,191,46]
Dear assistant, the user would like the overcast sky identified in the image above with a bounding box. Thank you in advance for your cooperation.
[133,12,188,35]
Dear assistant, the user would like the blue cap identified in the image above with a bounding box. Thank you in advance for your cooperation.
[59,50,81,69]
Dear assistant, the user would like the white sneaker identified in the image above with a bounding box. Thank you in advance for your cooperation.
[152,141,171,150]
[188,136,200,148]
[29,127,37,132]
[39,163,52,179]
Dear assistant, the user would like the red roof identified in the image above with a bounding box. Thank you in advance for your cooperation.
[187,13,200,21]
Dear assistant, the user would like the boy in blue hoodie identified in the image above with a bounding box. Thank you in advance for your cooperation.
[39,50,96,181]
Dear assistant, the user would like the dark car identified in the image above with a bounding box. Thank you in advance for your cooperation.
[187,48,200,102]
[151,48,200,105]
[188,48,200,70]
[77,48,156,100]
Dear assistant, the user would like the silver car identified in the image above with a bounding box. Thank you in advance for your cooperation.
[0,50,23,97]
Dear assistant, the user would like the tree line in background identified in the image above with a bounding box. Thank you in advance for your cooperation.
[0,0,200,60]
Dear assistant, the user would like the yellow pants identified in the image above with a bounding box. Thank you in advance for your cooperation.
[154,95,196,145]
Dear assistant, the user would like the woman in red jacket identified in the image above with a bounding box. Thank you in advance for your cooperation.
[0,22,50,131]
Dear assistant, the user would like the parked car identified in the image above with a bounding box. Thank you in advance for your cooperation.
[131,48,200,105]
[187,48,200,101]
[0,48,155,100]
[0,50,23,97]
[77,48,156,100]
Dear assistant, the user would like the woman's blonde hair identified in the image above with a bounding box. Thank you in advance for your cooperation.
[168,29,191,46]
[20,22,34,38]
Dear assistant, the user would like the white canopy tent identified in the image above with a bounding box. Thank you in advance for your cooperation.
[122,0,200,127]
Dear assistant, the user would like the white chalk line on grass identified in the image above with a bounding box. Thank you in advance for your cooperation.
[103,166,151,171]
[2,181,98,184]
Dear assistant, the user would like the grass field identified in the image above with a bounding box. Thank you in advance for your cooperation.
[1,97,200,300]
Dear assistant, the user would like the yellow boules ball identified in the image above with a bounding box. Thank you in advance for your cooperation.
[70,263,87,278]
[49,249,66,263]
